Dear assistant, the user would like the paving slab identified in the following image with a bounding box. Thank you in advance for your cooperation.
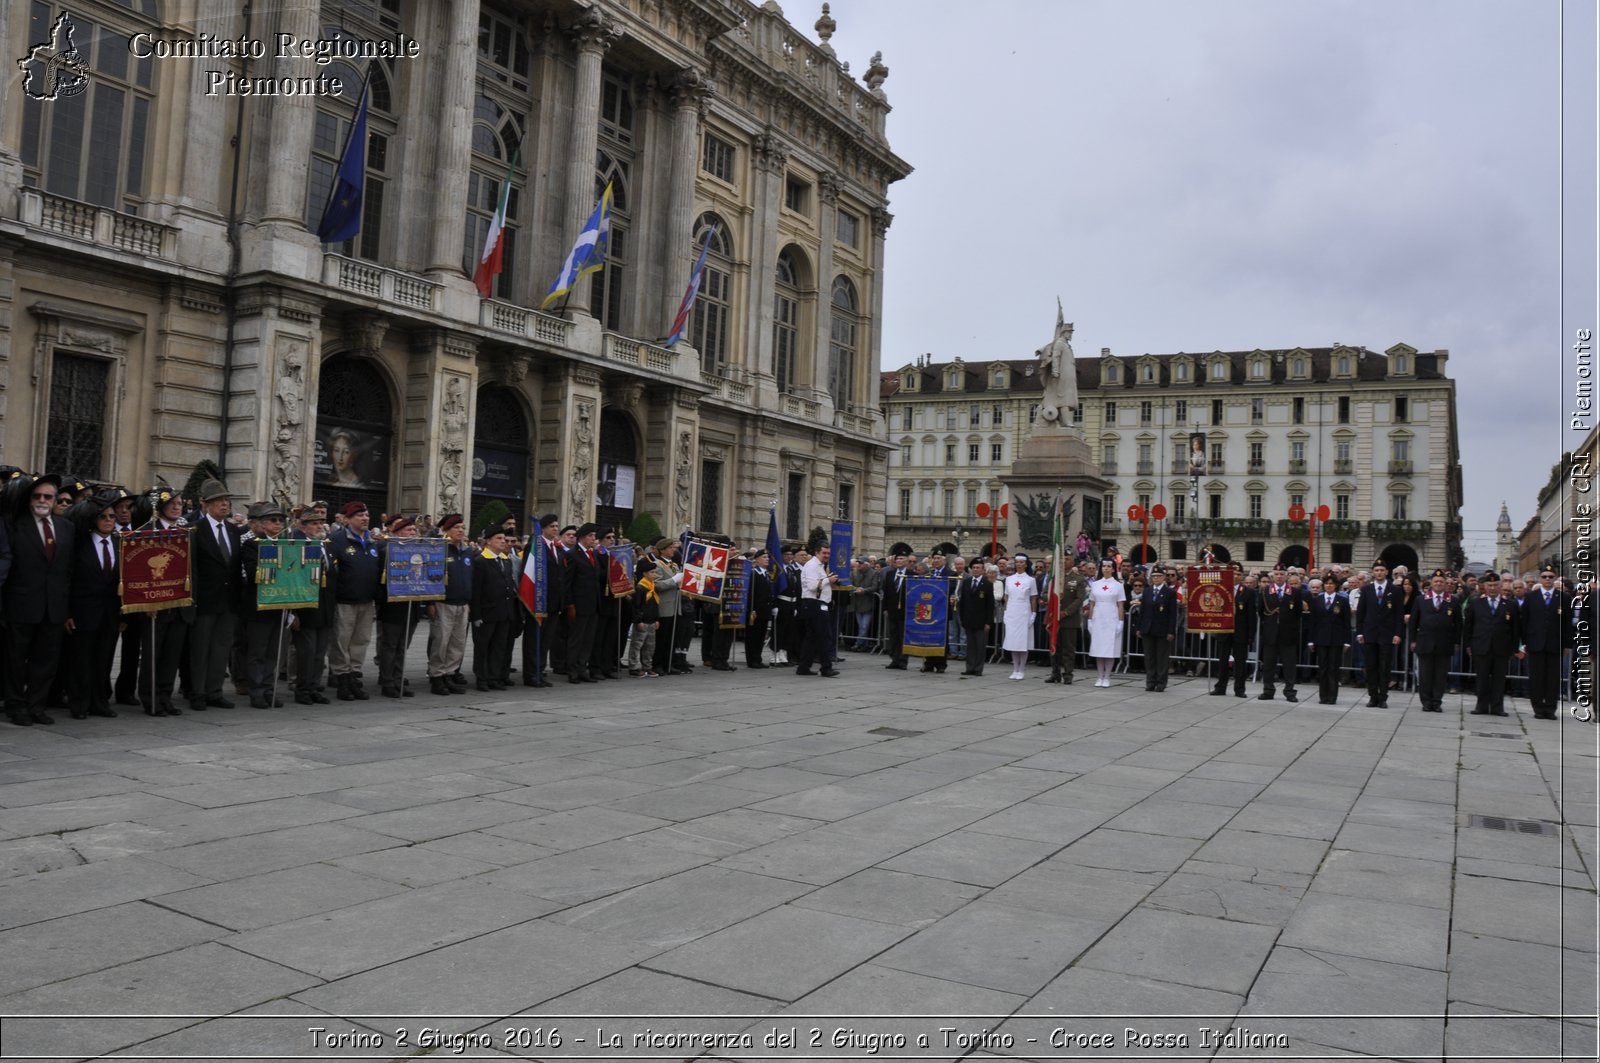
[1279,891,1451,970]
[152,861,407,930]
[547,866,813,947]
[1074,908,1279,996]
[877,829,1060,887]
[1239,946,1446,1059]
[1,900,225,993]
[871,902,1104,995]
[790,868,987,928]
[1003,967,1245,1059]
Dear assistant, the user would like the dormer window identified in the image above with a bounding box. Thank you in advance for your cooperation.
[902,371,918,391]
[1251,359,1265,380]
[1337,355,1351,375]
[991,366,1007,389]
[1175,361,1188,382]
[1292,356,1306,378]
[1142,363,1154,382]
[1395,354,1408,374]
[946,368,961,390]
[1211,360,1226,381]
[1106,363,1118,383]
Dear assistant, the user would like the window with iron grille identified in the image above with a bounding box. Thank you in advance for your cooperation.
[45,353,109,478]
[837,483,854,522]
[699,460,722,532]
[702,132,735,182]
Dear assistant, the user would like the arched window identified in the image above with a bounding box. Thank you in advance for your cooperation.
[1106,363,1119,383]
[308,52,396,261]
[774,249,802,394]
[462,93,523,297]
[1338,354,1351,375]
[314,355,394,517]
[829,276,859,408]
[1211,360,1226,380]
[1175,361,1189,382]
[690,213,733,374]
[1293,356,1306,377]
[1395,353,1408,374]
[590,148,632,330]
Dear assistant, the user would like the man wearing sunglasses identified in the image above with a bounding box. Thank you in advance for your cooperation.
[4,475,74,725]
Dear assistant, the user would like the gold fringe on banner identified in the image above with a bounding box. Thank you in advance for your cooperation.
[121,596,194,614]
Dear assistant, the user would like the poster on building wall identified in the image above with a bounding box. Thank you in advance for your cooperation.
[597,463,636,509]
[472,446,524,498]
[313,425,390,489]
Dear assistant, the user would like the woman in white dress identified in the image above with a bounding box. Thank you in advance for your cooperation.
[1001,555,1040,680]
[1085,558,1126,686]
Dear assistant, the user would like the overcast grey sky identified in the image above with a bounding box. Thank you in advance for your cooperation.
[813,0,1592,564]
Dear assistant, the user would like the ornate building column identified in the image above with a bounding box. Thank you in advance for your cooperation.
[428,0,481,273]
[561,8,620,312]
[535,362,603,524]
[261,0,324,224]
[746,132,788,394]
[174,0,234,219]
[810,172,841,406]
[868,205,893,392]
[662,69,708,331]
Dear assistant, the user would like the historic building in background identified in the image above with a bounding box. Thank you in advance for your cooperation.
[0,0,908,544]
[882,344,1463,572]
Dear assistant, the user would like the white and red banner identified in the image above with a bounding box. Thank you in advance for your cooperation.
[680,538,731,601]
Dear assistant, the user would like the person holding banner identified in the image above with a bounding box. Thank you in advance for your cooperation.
[471,527,518,690]
[327,501,381,701]
[521,515,564,687]
[375,515,423,699]
[427,515,473,696]
[133,486,192,717]
[1001,555,1039,681]
[1211,572,1258,698]
[238,503,291,708]
[793,543,840,677]
[289,506,335,706]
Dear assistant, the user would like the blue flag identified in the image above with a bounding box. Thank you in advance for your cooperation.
[766,507,787,596]
[543,183,613,307]
[316,78,369,244]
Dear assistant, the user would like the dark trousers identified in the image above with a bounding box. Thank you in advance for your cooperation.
[966,625,990,675]
[139,613,189,710]
[1417,652,1451,710]
[1259,641,1296,695]
[566,613,597,679]
[885,612,907,666]
[522,613,551,679]
[745,613,770,666]
[1527,650,1562,712]
[474,620,511,684]
[64,622,118,714]
[1474,652,1510,711]
[1213,637,1250,693]
[593,604,620,676]
[189,610,237,706]
[1365,639,1394,702]
[794,600,832,673]
[6,622,63,718]
[376,619,409,690]
[1143,634,1171,689]
[548,613,568,672]
[292,623,330,696]
[652,614,677,674]
[246,619,288,700]
[1314,645,1343,703]
[1050,625,1077,680]
[113,623,142,702]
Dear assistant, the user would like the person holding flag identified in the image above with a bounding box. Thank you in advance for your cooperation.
[543,183,613,308]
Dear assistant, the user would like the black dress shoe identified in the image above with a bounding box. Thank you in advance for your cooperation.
[29,711,54,725]
[116,695,141,707]
[10,714,32,726]
[1210,688,1226,696]
[70,710,88,720]
[795,669,816,676]
[820,670,840,677]
[1490,709,1508,716]
[89,706,117,718]
[206,697,234,709]
[1284,693,1298,703]
[1258,692,1274,701]
[1235,690,1247,698]
[1469,707,1488,714]
[749,662,770,669]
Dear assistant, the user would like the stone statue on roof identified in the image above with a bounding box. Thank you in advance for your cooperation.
[1034,299,1079,433]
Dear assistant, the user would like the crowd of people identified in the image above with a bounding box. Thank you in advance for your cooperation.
[0,466,1586,727]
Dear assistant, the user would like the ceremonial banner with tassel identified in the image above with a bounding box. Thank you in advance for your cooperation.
[720,558,752,629]
[119,528,193,613]
[608,543,636,598]
[384,538,448,602]
[902,575,949,657]
[255,538,324,611]
[1184,565,1235,633]
[681,538,732,602]
[828,520,854,588]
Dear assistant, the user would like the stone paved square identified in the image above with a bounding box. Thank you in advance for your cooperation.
[0,655,1593,1060]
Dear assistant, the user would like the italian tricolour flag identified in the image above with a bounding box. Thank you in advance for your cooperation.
[473,159,515,298]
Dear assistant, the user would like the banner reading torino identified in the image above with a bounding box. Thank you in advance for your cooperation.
[119,528,193,612]
[1185,565,1235,633]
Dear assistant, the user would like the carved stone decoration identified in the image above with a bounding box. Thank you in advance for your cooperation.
[818,172,843,206]
[568,6,621,55]
[503,353,532,385]
[269,339,308,506]
[673,428,694,530]
[870,206,893,238]
[752,131,790,174]
[569,401,595,515]
[608,380,645,413]
[347,312,389,357]
[438,375,469,516]
[864,50,889,96]
[815,3,836,54]
[58,325,115,353]
[1033,301,1080,432]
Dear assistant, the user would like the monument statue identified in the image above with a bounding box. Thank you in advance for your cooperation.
[1034,299,1079,431]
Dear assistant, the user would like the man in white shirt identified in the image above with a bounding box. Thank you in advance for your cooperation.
[794,544,839,678]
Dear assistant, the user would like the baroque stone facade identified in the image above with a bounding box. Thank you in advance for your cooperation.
[0,0,908,546]
[882,343,1464,572]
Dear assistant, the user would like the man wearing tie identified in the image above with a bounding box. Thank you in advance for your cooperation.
[1463,572,1523,716]
[65,496,124,720]
[563,523,605,683]
[957,557,995,677]
[920,552,951,674]
[1135,567,1179,691]
[1255,566,1305,702]
[1521,568,1568,719]
[1355,561,1404,708]
[1307,579,1351,705]
[188,479,243,712]
[1212,570,1258,698]
[1409,571,1461,713]
[109,486,144,707]
[745,548,773,668]
[882,553,910,670]
[4,474,74,726]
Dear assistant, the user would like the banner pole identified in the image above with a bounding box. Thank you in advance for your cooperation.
[267,614,284,710]
[149,614,157,716]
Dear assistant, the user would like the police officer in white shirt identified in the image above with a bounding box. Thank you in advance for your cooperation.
[794,544,840,678]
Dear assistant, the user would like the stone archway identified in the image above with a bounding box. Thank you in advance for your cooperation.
[314,355,394,518]
[596,409,639,536]
[1278,545,1310,570]
[472,386,531,530]
[1378,543,1421,575]
[1130,543,1160,564]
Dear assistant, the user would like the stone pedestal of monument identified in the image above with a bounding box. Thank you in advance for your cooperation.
[1000,427,1111,552]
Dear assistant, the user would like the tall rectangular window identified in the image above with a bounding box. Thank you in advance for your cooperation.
[45,353,109,478]
[968,443,979,463]
[1391,494,1409,520]
[773,290,798,394]
[701,132,735,181]
[1395,396,1409,423]
[1250,398,1264,423]
[786,473,804,540]
[899,487,911,516]
[1175,399,1188,423]
[692,264,731,374]
[837,483,854,522]
[942,489,954,518]
[836,210,859,248]
[1173,495,1186,522]
[1209,494,1223,519]
[1211,398,1223,424]
[1104,401,1117,423]
[1249,441,1264,467]
[969,404,981,427]
[991,404,1004,426]
[1393,439,1409,462]
[1336,494,1350,520]
[945,443,956,464]
[1338,396,1351,423]
[1249,494,1262,519]
[1291,440,1306,462]
[1293,397,1305,424]
[991,442,1003,462]
[1140,400,1153,424]
[699,460,722,531]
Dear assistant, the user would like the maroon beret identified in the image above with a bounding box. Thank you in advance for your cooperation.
[339,500,367,518]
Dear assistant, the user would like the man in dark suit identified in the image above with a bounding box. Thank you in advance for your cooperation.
[1409,571,1461,713]
[187,479,242,712]
[745,548,773,668]
[920,552,952,674]
[521,515,563,686]
[238,502,290,708]
[1048,560,1088,683]
[1135,567,1179,691]
[64,496,123,720]
[957,557,995,677]
[1307,579,1352,705]
[470,528,518,689]
[563,523,605,683]
[1521,567,1568,719]
[108,486,144,707]
[1256,567,1307,702]
[1354,561,1404,707]
[5,475,74,725]
[135,486,192,716]
[881,553,910,670]
[1463,572,1522,716]
[1212,571,1258,698]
